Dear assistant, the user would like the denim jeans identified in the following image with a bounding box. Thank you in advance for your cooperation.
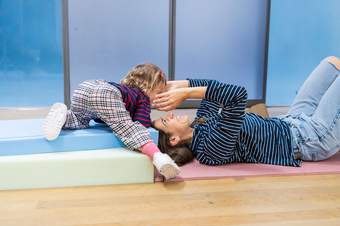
[281,58,340,161]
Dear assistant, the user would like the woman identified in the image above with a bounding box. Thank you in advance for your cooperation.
[152,56,340,167]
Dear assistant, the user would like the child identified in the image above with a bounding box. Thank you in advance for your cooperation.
[42,63,180,180]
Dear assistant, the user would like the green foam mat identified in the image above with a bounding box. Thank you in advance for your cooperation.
[0,148,154,190]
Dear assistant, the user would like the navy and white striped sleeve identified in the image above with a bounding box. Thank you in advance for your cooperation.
[205,80,247,117]
[187,78,216,87]
[201,81,247,161]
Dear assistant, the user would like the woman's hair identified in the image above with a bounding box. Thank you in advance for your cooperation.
[121,63,166,93]
[157,129,194,166]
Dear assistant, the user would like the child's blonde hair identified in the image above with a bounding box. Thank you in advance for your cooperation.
[121,63,166,93]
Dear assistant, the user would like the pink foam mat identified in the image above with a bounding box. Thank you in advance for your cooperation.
[155,152,340,182]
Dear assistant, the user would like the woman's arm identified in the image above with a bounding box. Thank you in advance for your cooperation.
[167,79,215,90]
[152,78,213,111]
[153,78,247,112]
[187,79,216,87]
[205,80,247,113]
[166,80,189,90]
[153,86,207,111]
[195,81,247,164]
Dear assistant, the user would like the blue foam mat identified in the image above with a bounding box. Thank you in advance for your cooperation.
[0,119,158,156]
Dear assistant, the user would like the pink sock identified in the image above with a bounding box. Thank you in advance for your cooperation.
[140,142,160,160]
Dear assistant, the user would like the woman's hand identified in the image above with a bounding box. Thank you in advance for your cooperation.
[153,88,189,111]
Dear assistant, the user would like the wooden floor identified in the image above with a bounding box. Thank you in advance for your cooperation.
[1,174,340,226]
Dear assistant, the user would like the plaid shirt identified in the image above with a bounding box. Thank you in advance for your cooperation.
[64,80,151,150]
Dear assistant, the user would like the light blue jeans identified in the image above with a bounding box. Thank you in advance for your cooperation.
[282,58,340,161]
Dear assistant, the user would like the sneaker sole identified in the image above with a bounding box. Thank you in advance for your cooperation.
[160,163,180,180]
[42,103,67,141]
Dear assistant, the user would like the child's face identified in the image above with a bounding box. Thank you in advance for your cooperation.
[147,83,166,102]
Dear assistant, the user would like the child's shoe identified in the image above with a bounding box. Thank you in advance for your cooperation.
[153,152,180,180]
[42,103,67,141]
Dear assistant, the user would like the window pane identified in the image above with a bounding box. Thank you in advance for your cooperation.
[175,0,268,100]
[267,0,340,105]
[0,0,64,107]
[68,0,168,94]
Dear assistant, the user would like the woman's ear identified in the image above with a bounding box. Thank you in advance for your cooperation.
[169,135,180,146]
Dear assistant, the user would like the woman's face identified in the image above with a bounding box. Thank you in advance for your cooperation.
[153,112,191,135]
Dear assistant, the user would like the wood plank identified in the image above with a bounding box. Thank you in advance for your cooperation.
[0,174,340,226]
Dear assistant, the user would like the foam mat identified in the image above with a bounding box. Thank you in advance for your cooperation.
[0,148,154,190]
[156,152,340,182]
[0,119,158,156]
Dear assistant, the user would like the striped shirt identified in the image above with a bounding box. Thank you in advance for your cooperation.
[188,79,301,167]
[95,82,151,127]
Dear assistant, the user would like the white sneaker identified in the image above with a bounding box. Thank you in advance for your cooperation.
[42,103,67,141]
[153,152,180,180]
